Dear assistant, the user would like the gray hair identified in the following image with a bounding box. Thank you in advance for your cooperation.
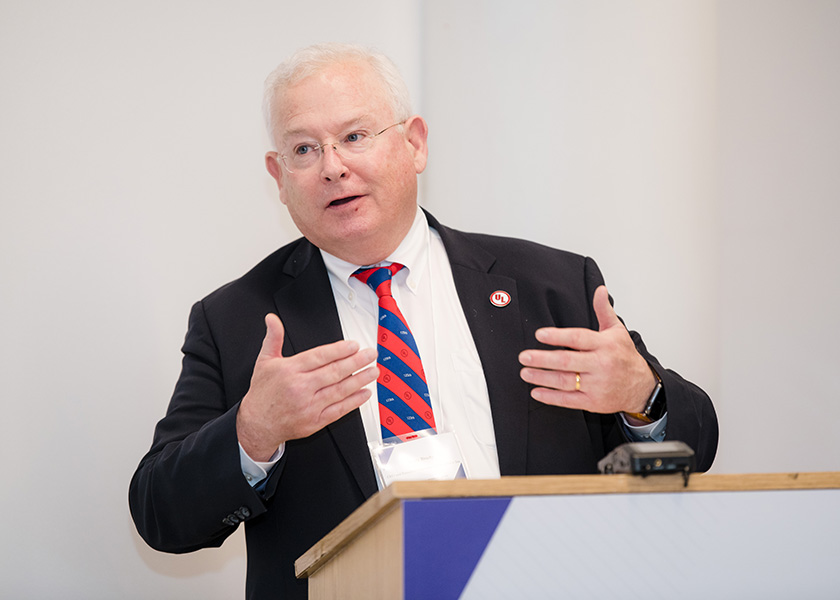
[262,43,414,149]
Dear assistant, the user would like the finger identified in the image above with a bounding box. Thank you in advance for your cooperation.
[520,366,582,392]
[518,348,593,373]
[293,338,366,372]
[593,285,621,332]
[307,347,378,390]
[260,313,286,358]
[534,326,600,351]
[314,364,379,407]
[530,387,593,410]
[317,387,374,428]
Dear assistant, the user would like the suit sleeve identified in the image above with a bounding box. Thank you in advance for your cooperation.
[128,300,279,553]
[583,257,719,471]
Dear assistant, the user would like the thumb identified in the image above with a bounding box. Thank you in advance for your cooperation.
[593,286,621,332]
[260,313,286,357]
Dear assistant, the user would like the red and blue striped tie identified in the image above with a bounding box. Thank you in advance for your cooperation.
[353,263,436,443]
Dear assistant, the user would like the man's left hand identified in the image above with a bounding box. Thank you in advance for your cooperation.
[518,285,655,415]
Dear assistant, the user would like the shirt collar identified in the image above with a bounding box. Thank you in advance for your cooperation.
[321,206,429,302]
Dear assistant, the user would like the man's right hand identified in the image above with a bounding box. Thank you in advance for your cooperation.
[236,313,379,461]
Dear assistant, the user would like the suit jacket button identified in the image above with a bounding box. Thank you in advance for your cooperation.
[238,506,251,518]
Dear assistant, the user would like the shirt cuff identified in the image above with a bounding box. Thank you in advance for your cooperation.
[239,442,284,487]
[620,413,668,443]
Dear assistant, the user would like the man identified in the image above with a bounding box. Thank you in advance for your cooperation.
[130,43,717,599]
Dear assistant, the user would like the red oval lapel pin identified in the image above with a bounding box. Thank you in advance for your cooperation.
[489,290,511,307]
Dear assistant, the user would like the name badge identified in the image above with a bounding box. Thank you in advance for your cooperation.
[370,431,466,489]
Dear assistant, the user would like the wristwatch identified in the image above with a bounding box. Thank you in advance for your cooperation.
[625,366,666,423]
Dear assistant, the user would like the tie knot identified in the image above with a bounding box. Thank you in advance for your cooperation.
[353,263,404,298]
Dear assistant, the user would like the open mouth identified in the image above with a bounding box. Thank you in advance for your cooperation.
[328,195,361,207]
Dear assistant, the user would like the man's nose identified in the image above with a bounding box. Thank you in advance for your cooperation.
[320,144,348,181]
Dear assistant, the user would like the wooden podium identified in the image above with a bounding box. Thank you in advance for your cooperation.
[296,473,840,599]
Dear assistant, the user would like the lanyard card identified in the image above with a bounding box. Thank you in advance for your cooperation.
[370,430,466,489]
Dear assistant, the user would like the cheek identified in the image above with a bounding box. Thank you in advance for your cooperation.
[377,156,414,188]
[388,162,418,196]
[280,179,313,210]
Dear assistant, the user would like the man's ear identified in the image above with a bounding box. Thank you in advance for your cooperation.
[265,152,287,204]
[404,116,429,174]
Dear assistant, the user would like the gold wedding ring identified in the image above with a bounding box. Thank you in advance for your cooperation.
[575,372,581,392]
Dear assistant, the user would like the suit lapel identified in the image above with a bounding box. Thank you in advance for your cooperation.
[273,241,378,498]
[429,213,530,476]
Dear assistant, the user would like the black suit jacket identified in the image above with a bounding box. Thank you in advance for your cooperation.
[129,212,718,599]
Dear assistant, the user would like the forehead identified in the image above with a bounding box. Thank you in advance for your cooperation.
[275,61,393,139]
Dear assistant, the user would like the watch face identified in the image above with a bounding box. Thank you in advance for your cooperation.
[646,382,665,420]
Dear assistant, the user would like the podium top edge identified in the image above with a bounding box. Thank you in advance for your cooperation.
[385,471,840,498]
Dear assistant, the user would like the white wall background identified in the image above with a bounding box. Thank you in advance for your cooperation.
[1,1,837,597]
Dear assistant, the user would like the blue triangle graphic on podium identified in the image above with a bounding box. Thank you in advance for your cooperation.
[403,497,512,600]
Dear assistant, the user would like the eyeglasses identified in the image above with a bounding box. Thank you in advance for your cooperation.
[277,121,406,173]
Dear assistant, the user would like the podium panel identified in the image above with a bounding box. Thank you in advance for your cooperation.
[296,473,840,599]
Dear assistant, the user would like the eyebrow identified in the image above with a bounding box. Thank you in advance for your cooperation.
[282,116,376,140]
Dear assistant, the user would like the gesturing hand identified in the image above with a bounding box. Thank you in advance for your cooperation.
[518,286,655,416]
[236,313,379,461]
